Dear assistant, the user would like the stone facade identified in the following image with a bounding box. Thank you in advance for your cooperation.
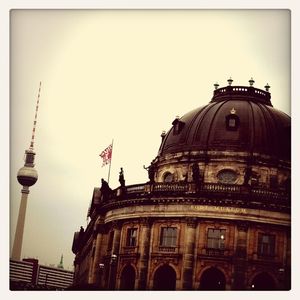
[72,200,290,290]
[72,82,290,290]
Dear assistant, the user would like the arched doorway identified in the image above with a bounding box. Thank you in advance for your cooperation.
[119,264,136,290]
[251,272,277,290]
[153,265,176,290]
[199,267,226,290]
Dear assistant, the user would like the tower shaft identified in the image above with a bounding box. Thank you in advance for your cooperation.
[11,187,29,260]
[12,82,41,261]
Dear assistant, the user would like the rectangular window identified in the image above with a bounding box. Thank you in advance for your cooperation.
[207,228,226,249]
[228,118,236,127]
[126,228,137,247]
[258,233,275,256]
[160,227,177,247]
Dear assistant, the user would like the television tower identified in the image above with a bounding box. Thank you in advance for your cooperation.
[11,82,41,261]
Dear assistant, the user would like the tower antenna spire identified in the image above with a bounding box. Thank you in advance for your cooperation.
[12,82,41,261]
[29,81,42,150]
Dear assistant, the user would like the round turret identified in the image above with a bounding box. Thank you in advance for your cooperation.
[17,166,38,187]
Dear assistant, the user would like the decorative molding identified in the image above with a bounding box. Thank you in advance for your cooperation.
[104,203,290,227]
[236,221,249,232]
[111,220,122,230]
[140,217,153,227]
[185,217,198,228]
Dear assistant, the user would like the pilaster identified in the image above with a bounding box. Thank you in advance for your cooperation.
[138,218,152,289]
[233,222,249,290]
[182,217,197,290]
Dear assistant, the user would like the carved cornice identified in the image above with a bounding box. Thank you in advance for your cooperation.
[185,217,198,228]
[236,221,249,232]
[111,220,122,230]
[140,217,153,227]
[101,196,290,220]
[151,253,182,264]
[104,203,290,227]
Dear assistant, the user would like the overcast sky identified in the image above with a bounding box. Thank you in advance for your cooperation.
[9,10,291,270]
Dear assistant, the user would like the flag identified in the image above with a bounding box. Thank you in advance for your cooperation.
[99,144,113,167]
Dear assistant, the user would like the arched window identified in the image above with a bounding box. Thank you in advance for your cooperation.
[199,267,226,290]
[251,272,277,290]
[120,264,136,290]
[153,265,176,290]
[163,172,173,183]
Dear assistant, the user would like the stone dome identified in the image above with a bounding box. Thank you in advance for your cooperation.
[72,80,291,292]
[158,84,291,161]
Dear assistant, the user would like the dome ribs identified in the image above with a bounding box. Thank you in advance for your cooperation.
[256,102,280,159]
[204,100,232,151]
[248,101,256,156]
[180,105,207,146]
[158,84,290,162]
[191,102,219,150]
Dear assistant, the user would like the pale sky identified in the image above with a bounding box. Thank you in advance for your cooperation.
[9,10,291,271]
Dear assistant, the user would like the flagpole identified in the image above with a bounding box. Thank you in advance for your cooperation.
[107,139,114,184]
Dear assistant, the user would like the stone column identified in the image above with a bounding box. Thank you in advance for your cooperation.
[108,221,121,290]
[233,222,248,290]
[90,218,105,287]
[182,217,197,290]
[138,218,152,290]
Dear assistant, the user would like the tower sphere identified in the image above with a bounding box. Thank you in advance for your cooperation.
[17,166,38,187]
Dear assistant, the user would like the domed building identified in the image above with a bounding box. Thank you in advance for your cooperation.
[71,79,291,290]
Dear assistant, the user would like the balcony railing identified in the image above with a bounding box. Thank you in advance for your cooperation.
[91,181,290,215]
[158,246,178,253]
[122,246,137,254]
[212,85,271,105]
[203,183,241,193]
[121,182,289,202]
[197,248,234,258]
[153,182,189,193]
[205,248,226,257]
[126,184,145,194]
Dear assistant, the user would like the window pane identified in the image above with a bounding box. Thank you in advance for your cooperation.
[126,228,137,246]
[207,239,214,248]
[160,227,177,247]
[207,228,226,249]
[164,173,173,183]
[258,233,275,256]
[229,118,236,127]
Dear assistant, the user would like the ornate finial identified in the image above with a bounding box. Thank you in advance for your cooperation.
[265,83,270,92]
[161,130,166,138]
[214,82,219,90]
[249,77,255,86]
[227,77,233,86]
[29,81,42,150]
[230,107,236,114]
